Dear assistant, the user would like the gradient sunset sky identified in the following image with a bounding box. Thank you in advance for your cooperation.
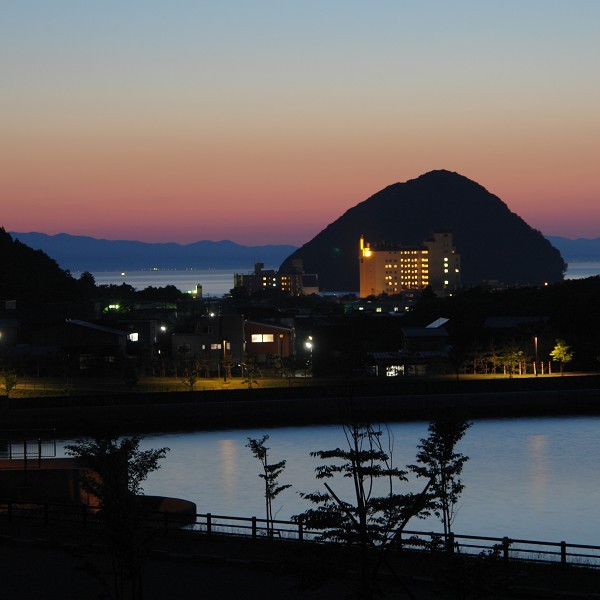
[2,1,599,246]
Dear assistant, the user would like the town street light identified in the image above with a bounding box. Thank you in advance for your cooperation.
[305,336,313,376]
[534,336,538,376]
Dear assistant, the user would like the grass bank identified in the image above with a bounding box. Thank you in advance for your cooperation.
[1,373,599,435]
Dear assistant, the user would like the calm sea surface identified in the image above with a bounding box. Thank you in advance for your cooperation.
[90,268,245,296]
[60,416,600,545]
[89,261,600,296]
[565,261,600,279]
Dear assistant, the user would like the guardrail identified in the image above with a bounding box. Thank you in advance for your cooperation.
[1,501,599,569]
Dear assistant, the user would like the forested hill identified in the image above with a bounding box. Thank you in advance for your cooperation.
[0,228,77,302]
[9,232,297,272]
[280,170,566,291]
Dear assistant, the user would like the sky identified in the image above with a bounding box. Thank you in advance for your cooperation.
[2,1,599,246]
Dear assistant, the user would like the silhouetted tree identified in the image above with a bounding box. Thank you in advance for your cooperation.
[65,436,169,600]
[246,435,290,536]
[294,423,430,598]
[410,417,471,550]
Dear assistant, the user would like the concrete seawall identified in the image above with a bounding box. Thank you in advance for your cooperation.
[2,380,599,435]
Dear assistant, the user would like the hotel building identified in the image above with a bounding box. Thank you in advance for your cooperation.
[359,231,460,297]
[234,262,319,296]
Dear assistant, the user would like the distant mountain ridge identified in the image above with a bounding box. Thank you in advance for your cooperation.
[10,232,297,272]
[545,236,600,262]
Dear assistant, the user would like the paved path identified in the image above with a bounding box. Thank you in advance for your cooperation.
[1,517,599,599]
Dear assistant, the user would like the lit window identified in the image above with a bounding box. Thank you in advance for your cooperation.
[251,334,275,343]
[128,333,139,342]
[210,343,222,350]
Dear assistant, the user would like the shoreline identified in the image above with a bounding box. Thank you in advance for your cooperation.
[2,375,599,435]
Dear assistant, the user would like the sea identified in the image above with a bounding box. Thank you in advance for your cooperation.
[88,261,600,297]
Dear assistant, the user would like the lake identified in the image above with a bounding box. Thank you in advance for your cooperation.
[60,415,600,546]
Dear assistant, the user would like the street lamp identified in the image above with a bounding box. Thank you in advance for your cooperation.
[304,336,313,376]
[534,336,538,376]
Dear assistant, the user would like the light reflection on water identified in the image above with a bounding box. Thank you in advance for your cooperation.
[60,416,600,545]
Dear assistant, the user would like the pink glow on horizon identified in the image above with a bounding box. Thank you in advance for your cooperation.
[2,3,600,245]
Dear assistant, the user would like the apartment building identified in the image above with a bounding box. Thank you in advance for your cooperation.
[359,231,460,297]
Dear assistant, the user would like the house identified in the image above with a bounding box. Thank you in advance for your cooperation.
[32,319,127,371]
[244,320,294,362]
[366,318,451,377]
[171,314,245,375]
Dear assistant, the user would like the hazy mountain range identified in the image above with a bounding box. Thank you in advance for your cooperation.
[545,236,600,262]
[9,227,600,277]
[9,232,297,272]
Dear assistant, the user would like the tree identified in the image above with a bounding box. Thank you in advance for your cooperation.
[246,435,290,536]
[1,369,18,398]
[65,436,169,600]
[410,417,471,550]
[182,362,198,391]
[550,339,574,374]
[294,423,430,597]
[499,343,524,378]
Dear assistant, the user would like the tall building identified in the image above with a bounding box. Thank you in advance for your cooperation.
[234,261,319,296]
[359,231,460,297]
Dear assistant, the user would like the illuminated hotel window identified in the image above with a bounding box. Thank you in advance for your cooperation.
[128,333,139,342]
[210,343,222,350]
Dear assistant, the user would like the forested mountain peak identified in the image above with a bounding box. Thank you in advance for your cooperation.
[280,170,566,291]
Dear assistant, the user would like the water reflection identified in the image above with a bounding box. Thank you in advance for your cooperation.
[527,434,548,507]
[60,416,600,546]
[218,439,238,501]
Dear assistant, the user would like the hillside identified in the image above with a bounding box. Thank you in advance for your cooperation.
[0,228,77,302]
[9,232,297,272]
[280,170,566,291]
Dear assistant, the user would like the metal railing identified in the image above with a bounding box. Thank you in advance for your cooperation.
[0,429,57,463]
[1,501,598,568]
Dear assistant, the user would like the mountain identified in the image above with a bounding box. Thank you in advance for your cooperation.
[280,170,566,291]
[9,232,297,272]
[545,236,600,262]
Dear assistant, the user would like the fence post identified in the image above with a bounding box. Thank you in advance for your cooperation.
[206,513,212,538]
[447,532,455,555]
[502,537,510,563]
[252,516,257,540]
[298,516,304,543]
[560,541,567,567]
